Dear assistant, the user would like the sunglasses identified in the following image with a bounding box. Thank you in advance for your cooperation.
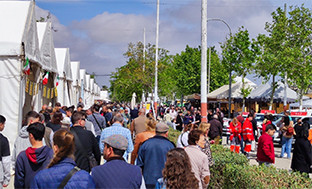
[81,118,86,121]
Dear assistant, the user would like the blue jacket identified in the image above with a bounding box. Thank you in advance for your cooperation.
[137,135,175,187]
[91,157,142,188]
[15,146,53,189]
[31,158,95,189]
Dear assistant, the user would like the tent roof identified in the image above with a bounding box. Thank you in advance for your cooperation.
[90,78,94,93]
[55,48,72,81]
[247,81,308,103]
[85,74,90,91]
[289,99,312,108]
[79,69,86,88]
[0,1,40,63]
[70,61,80,86]
[208,77,256,99]
[37,22,58,73]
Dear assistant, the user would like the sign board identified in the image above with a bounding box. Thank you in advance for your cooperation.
[290,112,308,116]
[242,112,249,116]
[260,110,276,114]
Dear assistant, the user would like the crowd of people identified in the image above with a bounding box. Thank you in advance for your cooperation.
[0,101,311,188]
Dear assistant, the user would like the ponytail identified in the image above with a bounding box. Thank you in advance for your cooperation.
[48,129,75,168]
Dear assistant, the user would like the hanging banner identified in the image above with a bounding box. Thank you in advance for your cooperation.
[25,78,29,93]
[29,82,33,96]
[55,88,58,97]
[43,86,46,98]
[47,88,50,99]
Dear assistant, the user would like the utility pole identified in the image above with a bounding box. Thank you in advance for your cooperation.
[154,0,159,118]
[208,47,211,94]
[201,0,208,122]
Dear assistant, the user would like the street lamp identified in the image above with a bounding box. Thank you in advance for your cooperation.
[207,18,232,118]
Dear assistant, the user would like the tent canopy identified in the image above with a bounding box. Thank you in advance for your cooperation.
[37,22,58,73]
[80,69,86,89]
[208,77,256,99]
[247,81,308,103]
[0,1,40,63]
[289,99,312,108]
[55,48,72,81]
[71,61,80,87]
[85,74,90,91]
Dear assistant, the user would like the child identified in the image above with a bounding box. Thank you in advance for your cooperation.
[256,124,276,167]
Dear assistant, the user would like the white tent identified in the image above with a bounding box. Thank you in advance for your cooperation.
[247,81,308,103]
[208,77,257,99]
[79,69,86,105]
[36,22,58,111]
[0,1,43,149]
[55,48,73,106]
[90,78,95,105]
[289,99,312,108]
[85,74,91,108]
[71,61,81,106]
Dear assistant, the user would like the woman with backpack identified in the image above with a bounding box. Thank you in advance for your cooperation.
[280,115,294,159]
[31,129,95,188]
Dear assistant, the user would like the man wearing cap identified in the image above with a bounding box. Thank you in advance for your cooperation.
[137,122,175,189]
[91,135,145,188]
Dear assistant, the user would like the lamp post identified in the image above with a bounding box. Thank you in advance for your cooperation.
[207,18,232,118]
[154,0,159,118]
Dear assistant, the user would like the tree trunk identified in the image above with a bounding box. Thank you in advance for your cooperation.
[242,76,246,112]
[269,75,276,110]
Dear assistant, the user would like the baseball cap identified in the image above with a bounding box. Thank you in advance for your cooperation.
[156,122,169,133]
[103,134,128,151]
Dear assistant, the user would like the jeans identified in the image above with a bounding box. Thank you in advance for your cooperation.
[280,136,293,158]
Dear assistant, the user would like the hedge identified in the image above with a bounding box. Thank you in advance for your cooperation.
[208,145,312,189]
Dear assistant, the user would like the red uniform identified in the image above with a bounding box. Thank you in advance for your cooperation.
[262,120,272,134]
[229,122,241,153]
[242,118,254,153]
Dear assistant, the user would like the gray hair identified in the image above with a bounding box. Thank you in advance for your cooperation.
[112,113,124,123]
[213,114,218,119]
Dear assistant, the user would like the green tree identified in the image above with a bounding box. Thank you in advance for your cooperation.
[172,46,228,99]
[286,5,312,108]
[221,27,256,111]
[109,42,173,102]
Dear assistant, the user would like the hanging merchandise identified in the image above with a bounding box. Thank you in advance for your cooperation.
[23,57,30,75]
[43,86,46,97]
[42,72,49,85]
[29,82,33,96]
[47,88,50,99]
[51,88,54,98]
[25,78,29,93]
[54,87,58,97]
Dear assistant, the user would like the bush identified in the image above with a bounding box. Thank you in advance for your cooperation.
[208,145,312,189]
[168,127,181,145]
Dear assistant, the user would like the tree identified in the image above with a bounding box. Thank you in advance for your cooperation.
[109,42,173,102]
[221,27,256,111]
[286,5,312,109]
[172,45,228,99]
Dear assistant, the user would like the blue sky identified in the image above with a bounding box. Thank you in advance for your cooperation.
[30,0,312,87]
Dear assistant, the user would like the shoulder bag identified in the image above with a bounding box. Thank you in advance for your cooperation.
[57,166,80,189]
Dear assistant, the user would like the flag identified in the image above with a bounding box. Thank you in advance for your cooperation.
[55,75,59,86]
[43,72,49,85]
[23,58,30,75]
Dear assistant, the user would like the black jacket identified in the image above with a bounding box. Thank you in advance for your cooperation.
[291,137,312,174]
[208,119,223,139]
[70,126,101,172]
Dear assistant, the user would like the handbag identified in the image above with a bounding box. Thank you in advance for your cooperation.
[71,130,98,170]
[57,166,80,189]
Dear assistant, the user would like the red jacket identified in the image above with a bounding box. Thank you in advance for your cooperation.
[262,120,272,134]
[229,122,241,141]
[242,118,254,141]
[257,132,275,163]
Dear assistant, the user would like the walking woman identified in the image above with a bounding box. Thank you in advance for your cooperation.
[198,122,214,166]
[291,122,312,175]
[155,148,198,189]
[31,129,95,188]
